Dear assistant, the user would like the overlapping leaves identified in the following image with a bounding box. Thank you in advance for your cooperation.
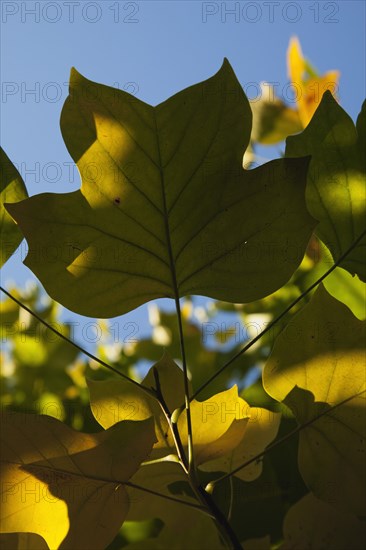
[263,286,366,516]
[88,354,280,543]
[286,93,366,282]
[88,354,280,470]
[6,61,314,317]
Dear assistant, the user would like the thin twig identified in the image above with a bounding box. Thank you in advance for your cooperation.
[124,480,210,514]
[0,286,158,401]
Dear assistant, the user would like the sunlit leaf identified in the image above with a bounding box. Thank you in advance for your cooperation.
[0,411,155,549]
[0,148,28,267]
[281,493,366,550]
[323,266,366,320]
[263,285,366,515]
[286,94,366,281]
[6,61,314,317]
[287,36,340,127]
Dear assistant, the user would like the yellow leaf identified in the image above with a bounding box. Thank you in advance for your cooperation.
[287,36,340,127]
[201,406,281,481]
[0,411,155,549]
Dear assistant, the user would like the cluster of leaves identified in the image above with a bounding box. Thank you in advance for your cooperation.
[0,39,365,549]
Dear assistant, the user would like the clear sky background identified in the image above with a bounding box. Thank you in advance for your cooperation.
[1,0,365,341]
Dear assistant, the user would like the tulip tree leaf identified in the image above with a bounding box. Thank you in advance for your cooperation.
[263,285,366,516]
[6,61,314,317]
[281,493,366,550]
[286,93,366,282]
[0,411,156,549]
[0,148,28,267]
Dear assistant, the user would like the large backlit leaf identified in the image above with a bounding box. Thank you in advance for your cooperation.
[6,61,314,317]
[286,94,366,281]
[0,411,155,549]
[263,286,366,515]
[281,493,366,550]
[0,148,28,266]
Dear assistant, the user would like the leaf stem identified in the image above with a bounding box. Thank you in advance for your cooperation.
[152,111,195,476]
[174,296,195,474]
[152,366,188,473]
[190,484,243,550]
[192,229,366,400]
[0,286,158,401]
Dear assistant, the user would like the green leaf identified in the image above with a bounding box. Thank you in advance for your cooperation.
[323,266,366,321]
[281,493,366,550]
[286,93,366,281]
[0,411,156,549]
[0,148,28,267]
[242,537,270,550]
[263,285,366,516]
[125,461,226,550]
[211,462,284,543]
[129,466,245,550]
[6,61,314,317]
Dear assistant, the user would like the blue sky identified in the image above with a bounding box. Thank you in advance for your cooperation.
[1,0,365,339]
